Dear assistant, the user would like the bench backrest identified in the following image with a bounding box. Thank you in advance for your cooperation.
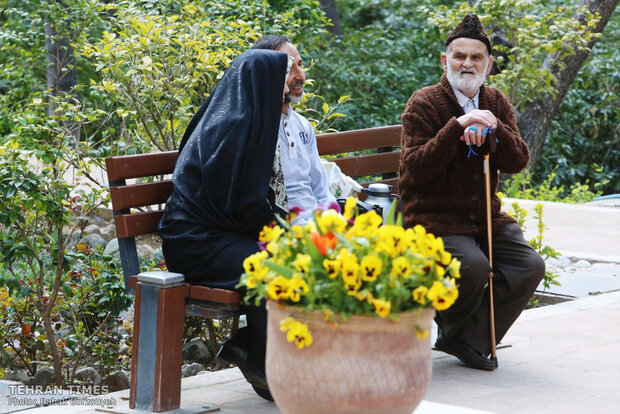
[106,125,402,286]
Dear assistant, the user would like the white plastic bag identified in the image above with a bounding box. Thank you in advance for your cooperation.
[322,160,362,198]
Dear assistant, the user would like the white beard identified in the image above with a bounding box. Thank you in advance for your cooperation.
[289,93,303,104]
[446,60,489,97]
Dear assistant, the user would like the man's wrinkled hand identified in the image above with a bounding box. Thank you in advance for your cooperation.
[460,122,487,146]
[457,110,497,147]
[457,110,497,129]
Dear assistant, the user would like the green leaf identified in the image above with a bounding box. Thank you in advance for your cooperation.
[264,260,295,278]
[62,283,73,297]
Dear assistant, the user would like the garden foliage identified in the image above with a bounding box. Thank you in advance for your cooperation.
[0,0,616,383]
[0,0,335,382]
[313,0,617,194]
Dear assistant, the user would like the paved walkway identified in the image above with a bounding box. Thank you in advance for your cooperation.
[2,199,619,414]
[5,291,618,414]
[502,198,620,263]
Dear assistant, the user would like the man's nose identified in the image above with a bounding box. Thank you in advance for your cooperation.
[463,57,473,68]
[293,66,306,82]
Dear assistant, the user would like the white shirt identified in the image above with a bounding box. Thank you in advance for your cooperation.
[279,106,336,224]
[452,87,480,113]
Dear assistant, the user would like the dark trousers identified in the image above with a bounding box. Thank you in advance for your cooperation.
[192,237,267,372]
[439,223,545,355]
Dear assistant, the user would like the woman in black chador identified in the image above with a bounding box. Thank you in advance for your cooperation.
[159,49,290,401]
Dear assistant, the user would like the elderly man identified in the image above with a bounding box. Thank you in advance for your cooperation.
[252,35,336,224]
[399,14,544,371]
[212,36,336,401]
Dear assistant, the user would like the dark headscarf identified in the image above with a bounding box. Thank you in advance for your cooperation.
[159,49,287,281]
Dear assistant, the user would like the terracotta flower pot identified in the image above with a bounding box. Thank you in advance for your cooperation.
[266,301,435,414]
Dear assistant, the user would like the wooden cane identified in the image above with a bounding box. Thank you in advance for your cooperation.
[483,154,498,363]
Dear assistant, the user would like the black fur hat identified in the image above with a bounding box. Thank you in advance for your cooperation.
[445,14,492,54]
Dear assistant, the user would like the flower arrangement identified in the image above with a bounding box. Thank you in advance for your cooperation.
[240,198,460,349]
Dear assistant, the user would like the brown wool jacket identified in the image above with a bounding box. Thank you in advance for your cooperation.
[399,75,529,237]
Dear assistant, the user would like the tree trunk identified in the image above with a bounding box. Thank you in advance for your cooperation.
[516,0,618,168]
[44,1,79,139]
[44,19,77,107]
[319,0,342,36]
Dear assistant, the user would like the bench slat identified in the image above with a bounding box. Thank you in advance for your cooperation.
[110,181,174,211]
[188,285,242,304]
[361,177,399,192]
[106,151,178,181]
[318,125,401,155]
[333,151,401,178]
[115,210,165,238]
[128,276,242,306]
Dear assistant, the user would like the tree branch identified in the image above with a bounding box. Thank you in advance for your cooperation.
[516,0,618,168]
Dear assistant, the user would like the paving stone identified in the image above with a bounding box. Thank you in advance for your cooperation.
[541,262,620,297]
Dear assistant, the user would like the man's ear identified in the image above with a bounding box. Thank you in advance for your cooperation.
[486,56,494,75]
[441,54,447,73]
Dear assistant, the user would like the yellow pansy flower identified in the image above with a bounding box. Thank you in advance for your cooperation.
[444,277,459,302]
[323,259,340,279]
[413,225,426,238]
[267,276,291,300]
[447,257,461,278]
[286,320,313,349]
[243,251,269,279]
[340,256,360,282]
[266,241,280,256]
[437,247,452,266]
[259,225,285,243]
[245,275,260,289]
[343,277,362,295]
[404,228,419,253]
[322,309,336,323]
[372,298,391,318]
[427,280,458,311]
[391,256,412,278]
[316,211,348,235]
[360,255,383,282]
[412,286,428,304]
[376,225,408,257]
[415,326,430,340]
[288,274,310,302]
[294,253,312,274]
[337,248,352,262]
[427,281,446,300]
[291,225,304,239]
[279,316,296,332]
[302,220,318,233]
[348,210,382,238]
[354,289,374,303]
[343,197,358,220]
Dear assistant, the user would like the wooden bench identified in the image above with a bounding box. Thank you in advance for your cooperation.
[105,124,401,412]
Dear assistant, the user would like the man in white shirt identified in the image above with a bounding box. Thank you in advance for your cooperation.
[252,35,336,224]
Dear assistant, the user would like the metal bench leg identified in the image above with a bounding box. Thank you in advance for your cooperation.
[130,271,185,412]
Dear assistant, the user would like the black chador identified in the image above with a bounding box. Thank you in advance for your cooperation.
[159,50,289,400]
[159,49,287,288]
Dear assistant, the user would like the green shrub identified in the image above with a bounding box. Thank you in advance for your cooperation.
[0,119,131,383]
[501,169,606,203]
[506,202,560,307]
